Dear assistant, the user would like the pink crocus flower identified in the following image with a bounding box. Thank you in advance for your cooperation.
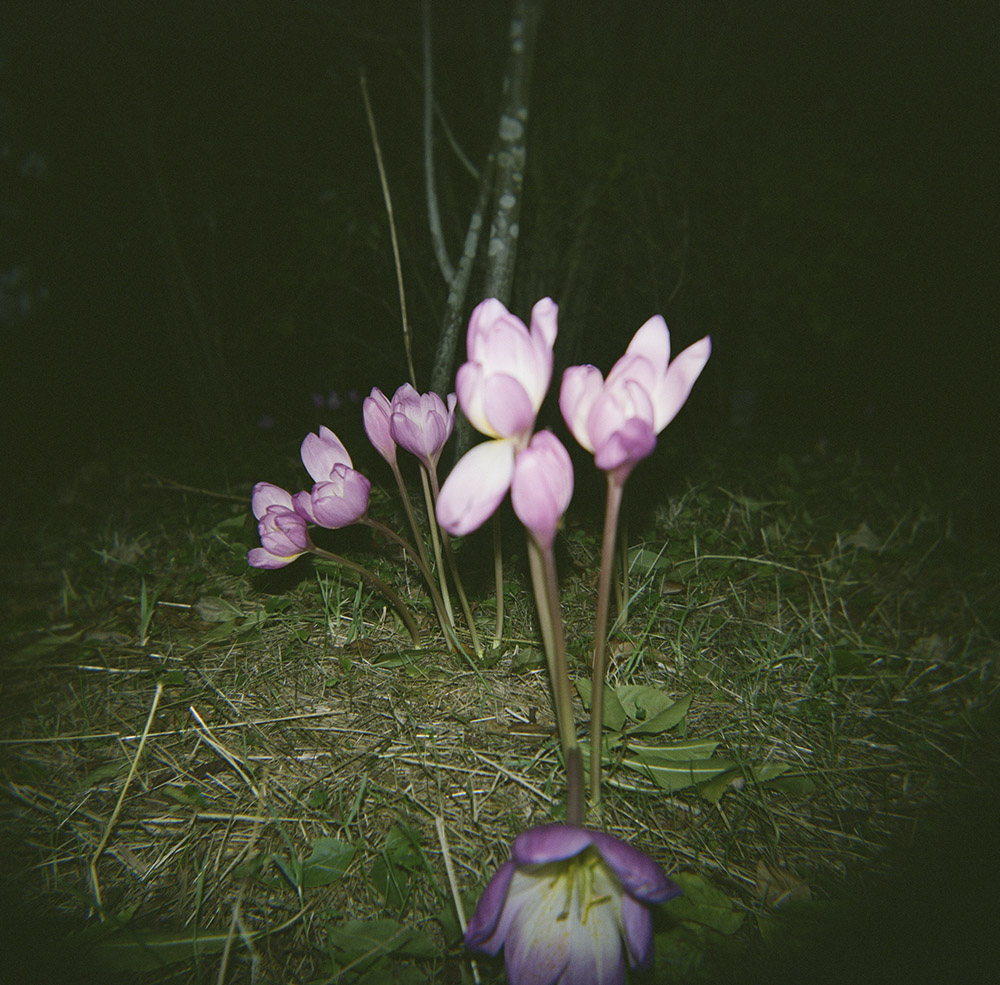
[248,482,312,569]
[466,824,681,985]
[510,431,573,549]
[363,388,397,466]
[560,316,711,479]
[437,297,559,536]
[293,469,371,529]
[294,425,372,529]
[300,425,354,481]
[389,383,458,470]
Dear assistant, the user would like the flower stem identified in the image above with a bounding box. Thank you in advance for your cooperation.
[492,512,504,648]
[361,517,451,644]
[427,466,483,658]
[590,473,625,809]
[309,546,421,645]
[527,535,582,824]
[419,464,455,624]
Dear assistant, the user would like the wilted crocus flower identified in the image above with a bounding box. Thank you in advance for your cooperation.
[466,824,681,985]
[389,383,458,470]
[560,317,711,479]
[248,482,311,569]
[437,298,559,536]
[510,431,573,549]
[363,387,397,466]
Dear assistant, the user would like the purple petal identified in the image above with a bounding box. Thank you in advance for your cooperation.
[251,481,294,519]
[435,439,515,536]
[510,825,595,866]
[301,426,353,481]
[620,894,656,969]
[592,417,657,473]
[363,388,397,465]
[589,830,681,903]
[309,469,371,528]
[248,546,297,569]
[465,859,517,954]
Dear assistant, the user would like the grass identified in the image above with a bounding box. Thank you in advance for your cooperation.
[1,436,997,984]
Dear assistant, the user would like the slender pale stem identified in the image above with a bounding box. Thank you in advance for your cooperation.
[618,498,629,622]
[527,535,583,825]
[309,545,421,645]
[419,465,455,623]
[360,517,451,644]
[590,473,626,809]
[491,512,504,648]
[427,465,483,657]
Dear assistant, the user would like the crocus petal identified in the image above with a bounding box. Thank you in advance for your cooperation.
[251,481,295,519]
[363,388,396,466]
[436,439,516,536]
[511,432,573,548]
[593,416,657,473]
[559,364,604,452]
[621,895,655,968]
[464,860,518,955]
[616,314,671,378]
[307,468,371,529]
[482,373,537,440]
[259,507,310,557]
[651,335,712,432]
[458,298,558,441]
[588,830,682,903]
[510,824,596,865]
[389,384,456,466]
[301,425,353,481]
[248,546,300,569]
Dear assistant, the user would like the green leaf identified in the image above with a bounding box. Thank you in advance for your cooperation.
[194,596,243,622]
[86,925,233,972]
[575,680,628,732]
[629,693,693,734]
[621,746,732,793]
[301,837,355,887]
[326,919,437,963]
[614,687,692,733]
[371,855,410,910]
[665,872,745,935]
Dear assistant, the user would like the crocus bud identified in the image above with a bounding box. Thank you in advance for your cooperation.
[389,383,457,470]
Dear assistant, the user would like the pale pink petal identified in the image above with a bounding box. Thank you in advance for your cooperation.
[301,426,353,482]
[511,432,573,548]
[559,364,604,452]
[248,546,297,569]
[436,439,516,536]
[482,373,536,439]
[652,335,712,432]
[529,296,559,351]
[251,481,294,519]
[622,314,671,374]
[363,388,396,465]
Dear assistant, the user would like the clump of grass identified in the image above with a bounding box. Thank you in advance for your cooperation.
[0,444,996,983]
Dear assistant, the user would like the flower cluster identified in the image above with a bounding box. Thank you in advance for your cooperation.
[249,296,710,984]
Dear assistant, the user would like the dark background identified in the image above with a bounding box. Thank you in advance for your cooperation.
[2,0,996,528]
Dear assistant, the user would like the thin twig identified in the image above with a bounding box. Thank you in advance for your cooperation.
[360,71,417,387]
[90,682,164,914]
